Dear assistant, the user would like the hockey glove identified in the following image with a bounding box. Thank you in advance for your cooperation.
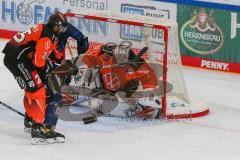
[49,50,63,66]
[64,67,79,85]
[77,37,89,55]
[36,59,56,84]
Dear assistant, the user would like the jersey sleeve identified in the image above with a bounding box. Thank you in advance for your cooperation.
[82,53,98,68]
[30,24,43,41]
[137,63,158,89]
[21,24,43,44]
[66,23,85,40]
[57,23,85,52]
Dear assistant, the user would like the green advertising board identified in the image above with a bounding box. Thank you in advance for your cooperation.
[178,5,240,63]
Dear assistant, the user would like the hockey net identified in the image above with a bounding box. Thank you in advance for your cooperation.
[64,11,209,119]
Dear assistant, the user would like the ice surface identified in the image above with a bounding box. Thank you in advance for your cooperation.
[0,39,240,160]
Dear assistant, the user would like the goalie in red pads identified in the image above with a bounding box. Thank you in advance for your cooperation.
[82,42,161,119]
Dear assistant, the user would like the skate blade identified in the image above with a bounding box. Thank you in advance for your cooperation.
[31,137,65,145]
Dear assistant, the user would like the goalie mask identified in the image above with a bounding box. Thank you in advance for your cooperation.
[114,41,131,64]
[102,41,132,64]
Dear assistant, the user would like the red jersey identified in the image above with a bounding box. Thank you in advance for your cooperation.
[82,44,158,92]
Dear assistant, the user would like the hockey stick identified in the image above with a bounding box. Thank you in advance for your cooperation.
[0,100,25,117]
[52,47,149,74]
[0,101,49,142]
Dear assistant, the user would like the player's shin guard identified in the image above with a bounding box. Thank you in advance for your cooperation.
[44,93,62,129]
[23,87,46,124]
[44,104,58,129]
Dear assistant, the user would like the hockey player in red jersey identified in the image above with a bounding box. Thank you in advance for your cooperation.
[2,13,67,144]
[82,43,160,119]
[82,43,157,94]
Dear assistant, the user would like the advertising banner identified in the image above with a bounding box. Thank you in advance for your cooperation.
[2,0,240,73]
[0,0,108,32]
[195,0,240,6]
[114,0,177,21]
[178,4,240,72]
[154,0,240,8]
[0,0,176,33]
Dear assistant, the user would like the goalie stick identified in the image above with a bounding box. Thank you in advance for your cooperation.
[59,86,118,121]
[52,47,148,74]
[51,60,149,74]
[0,100,25,117]
[131,47,148,62]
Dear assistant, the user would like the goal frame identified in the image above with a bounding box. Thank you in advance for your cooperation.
[64,12,209,120]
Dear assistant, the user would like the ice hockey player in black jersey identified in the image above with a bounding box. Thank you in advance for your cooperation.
[2,11,68,144]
